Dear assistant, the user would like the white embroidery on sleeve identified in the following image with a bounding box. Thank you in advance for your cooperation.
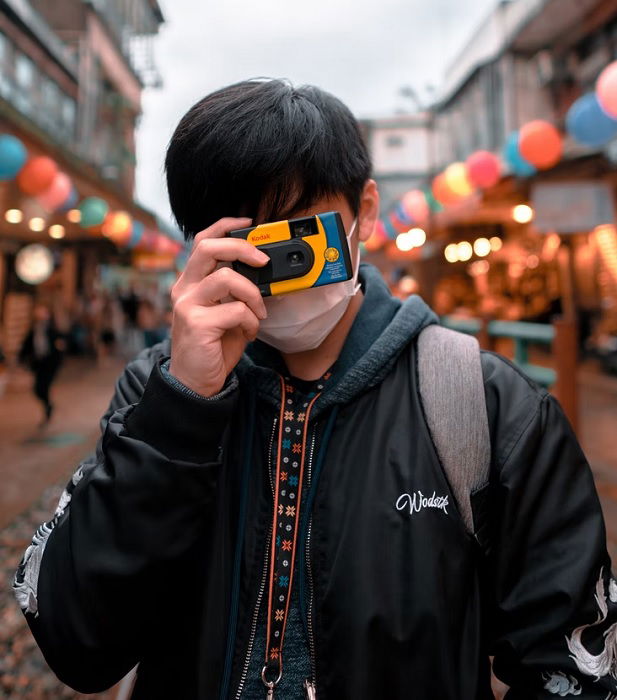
[566,568,617,682]
[542,671,581,696]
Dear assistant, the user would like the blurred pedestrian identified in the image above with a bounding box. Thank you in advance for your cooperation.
[137,297,162,348]
[18,303,65,426]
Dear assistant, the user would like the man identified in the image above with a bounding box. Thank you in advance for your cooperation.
[14,79,617,699]
[19,303,65,425]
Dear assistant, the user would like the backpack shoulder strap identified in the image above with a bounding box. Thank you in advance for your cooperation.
[417,324,490,535]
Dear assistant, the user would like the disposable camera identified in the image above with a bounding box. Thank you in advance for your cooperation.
[229,211,353,297]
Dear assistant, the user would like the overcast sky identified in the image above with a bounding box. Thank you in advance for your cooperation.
[135,0,497,226]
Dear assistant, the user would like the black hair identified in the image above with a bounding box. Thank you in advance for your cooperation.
[165,78,372,240]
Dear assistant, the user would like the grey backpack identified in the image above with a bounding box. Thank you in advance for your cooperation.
[417,325,491,539]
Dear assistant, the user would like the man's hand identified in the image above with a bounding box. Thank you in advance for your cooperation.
[169,217,268,397]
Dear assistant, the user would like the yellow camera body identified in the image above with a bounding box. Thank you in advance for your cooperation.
[229,211,353,297]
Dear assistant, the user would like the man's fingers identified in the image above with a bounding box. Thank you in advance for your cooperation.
[191,267,267,319]
[192,217,253,248]
[178,237,269,288]
[208,301,261,340]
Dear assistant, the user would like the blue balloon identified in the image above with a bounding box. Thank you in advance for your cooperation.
[0,134,27,180]
[566,93,617,148]
[382,217,398,240]
[127,220,145,249]
[58,187,78,212]
[395,202,414,226]
[503,132,536,177]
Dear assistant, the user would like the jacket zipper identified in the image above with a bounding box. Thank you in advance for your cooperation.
[233,417,277,700]
[304,431,318,694]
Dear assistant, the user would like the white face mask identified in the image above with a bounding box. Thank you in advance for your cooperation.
[256,219,361,354]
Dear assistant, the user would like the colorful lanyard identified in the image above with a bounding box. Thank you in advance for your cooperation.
[261,375,323,698]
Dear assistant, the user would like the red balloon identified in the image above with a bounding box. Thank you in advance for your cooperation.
[17,156,58,195]
[597,61,617,118]
[402,190,429,223]
[38,172,72,211]
[518,121,562,170]
[432,173,462,206]
[466,151,502,189]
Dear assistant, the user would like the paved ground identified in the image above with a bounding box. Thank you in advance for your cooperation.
[0,358,125,532]
[0,354,616,698]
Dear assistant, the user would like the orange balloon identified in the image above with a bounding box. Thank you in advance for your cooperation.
[432,173,462,206]
[518,121,562,170]
[17,156,58,196]
[102,211,132,244]
[444,163,474,197]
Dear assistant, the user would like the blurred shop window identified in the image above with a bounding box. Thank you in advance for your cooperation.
[14,53,35,116]
[486,64,504,151]
[40,76,60,131]
[386,134,404,148]
[0,31,14,100]
[61,95,76,142]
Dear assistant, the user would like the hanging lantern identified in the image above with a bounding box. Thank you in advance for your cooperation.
[17,156,58,195]
[597,61,617,119]
[79,197,109,228]
[153,235,183,255]
[401,190,429,223]
[518,121,563,169]
[38,172,73,211]
[394,201,414,227]
[465,151,501,189]
[432,172,462,206]
[15,244,54,285]
[503,132,536,177]
[382,217,398,240]
[102,210,132,244]
[444,162,474,197]
[126,220,145,249]
[58,187,78,212]
[0,134,27,180]
[424,189,443,213]
[566,93,617,147]
[389,211,409,233]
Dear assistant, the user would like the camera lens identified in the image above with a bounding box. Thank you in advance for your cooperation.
[288,251,304,266]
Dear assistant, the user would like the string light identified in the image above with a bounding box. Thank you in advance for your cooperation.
[512,204,534,224]
[66,209,81,223]
[5,209,23,224]
[457,241,473,262]
[28,217,45,232]
[49,224,65,239]
[469,260,490,276]
[444,244,459,263]
[490,236,503,251]
[527,254,539,269]
[473,237,491,257]
[395,232,414,252]
[408,228,426,247]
